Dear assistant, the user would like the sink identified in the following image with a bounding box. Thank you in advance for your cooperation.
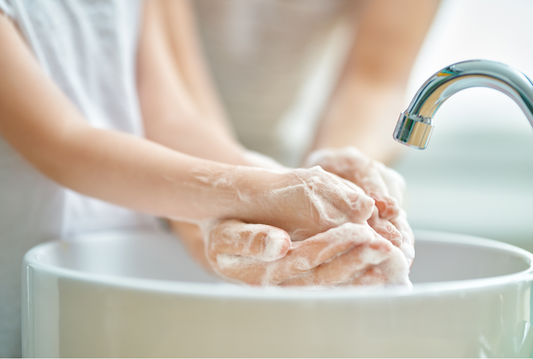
[22,229,533,357]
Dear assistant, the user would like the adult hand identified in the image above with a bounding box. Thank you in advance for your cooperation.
[305,147,405,220]
[202,220,411,287]
[304,147,414,266]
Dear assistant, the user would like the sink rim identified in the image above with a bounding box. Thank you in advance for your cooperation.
[23,229,533,300]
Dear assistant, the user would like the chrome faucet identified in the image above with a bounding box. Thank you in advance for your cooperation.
[393,60,533,149]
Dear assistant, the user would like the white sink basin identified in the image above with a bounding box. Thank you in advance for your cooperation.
[22,230,533,357]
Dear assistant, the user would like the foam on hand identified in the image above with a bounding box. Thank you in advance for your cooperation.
[192,147,414,289]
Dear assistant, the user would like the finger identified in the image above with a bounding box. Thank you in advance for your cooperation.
[305,147,365,184]
[367,206,402,247]
[213,223,370,285]
[337,177,377,224]
[206,219,291,263]
[319,175,375,229]
[375,162,406,205]
[355,165,399,220]
[368,190,399,221]
[286,167,375,241]
[350,245,412,288]
[264,224,368,284]
[280,231,393,286]
[305,147,399,220]
[325,161,399,219]
[389,211,415,267]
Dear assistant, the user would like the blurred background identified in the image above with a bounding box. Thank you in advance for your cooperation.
[195,0,533,252]
[396,0,533,252]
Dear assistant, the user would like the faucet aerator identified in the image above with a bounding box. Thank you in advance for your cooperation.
[393,112,434,150]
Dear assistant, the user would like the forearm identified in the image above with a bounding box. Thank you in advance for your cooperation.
[138,0,248,166]
[38,125,243,221]
[311,0,440,165]
[313,77,406,164]
[0,12,256,222]
[1,107,247,222]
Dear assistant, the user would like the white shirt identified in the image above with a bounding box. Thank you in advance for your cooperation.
[0,1,160,356]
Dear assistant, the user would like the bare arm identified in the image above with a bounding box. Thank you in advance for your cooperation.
[138,0,248,166]
[136,0,252,264]
[135,1,403,285]
[0,11,243,221]
[312,0,440,164]
[0,9,366,234]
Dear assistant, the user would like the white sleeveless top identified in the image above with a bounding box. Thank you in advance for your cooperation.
[0,1,160,356]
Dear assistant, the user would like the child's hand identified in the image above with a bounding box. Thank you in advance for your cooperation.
[232,166,376,242]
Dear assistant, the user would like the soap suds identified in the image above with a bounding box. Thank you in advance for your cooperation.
[263,229,291,261]
[192,147,415,288]
[206,221,413,288]
[305,147,404,220]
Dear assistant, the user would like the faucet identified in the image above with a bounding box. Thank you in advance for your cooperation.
[393,60,533,149]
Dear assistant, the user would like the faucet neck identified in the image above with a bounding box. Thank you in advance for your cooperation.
[394,60,533,149]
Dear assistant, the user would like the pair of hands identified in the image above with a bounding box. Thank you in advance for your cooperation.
[176,147,414,287]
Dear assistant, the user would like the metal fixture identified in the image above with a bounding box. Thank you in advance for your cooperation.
[393,60,533,149]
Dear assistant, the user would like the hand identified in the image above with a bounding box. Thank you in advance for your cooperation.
[389,209,415,267]
[280,224,411,288]
[173,151,411,286]
[305,147,405,220]
[202,220,411,287]
[304,147,414,266]
[232,165,375,241]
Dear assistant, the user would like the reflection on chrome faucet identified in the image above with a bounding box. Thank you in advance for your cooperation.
[393,60,533,149]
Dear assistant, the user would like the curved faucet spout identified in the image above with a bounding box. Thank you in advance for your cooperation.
[393,60,533,149]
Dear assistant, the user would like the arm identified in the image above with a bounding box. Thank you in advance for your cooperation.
[0,11,235,221]
[137,0,248,166]
[303,1,439,268]
[312,0,441,164]
[0,11,368,234]
[135,0,407,286]
[136,0,252,267]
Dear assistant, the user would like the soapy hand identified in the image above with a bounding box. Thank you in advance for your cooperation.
[203,220,411,287]
[175,148,413,287]
[304,147,414,266]
[224,165,376,241]
[305,147,405,219]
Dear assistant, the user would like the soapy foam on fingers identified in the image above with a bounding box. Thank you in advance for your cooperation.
[257,226,369,285]
[205,219,291,263]
[279,223,411,288]
[209,222,412,288]
[375,161,406,205]
[207,223,373,286]
[367,206,402,246]
[193,153,414,288]
[264,166,375,241]
[305,147,401,220]
[350,245,412,289]
[389,211,415,266]
[192,164,375,242]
